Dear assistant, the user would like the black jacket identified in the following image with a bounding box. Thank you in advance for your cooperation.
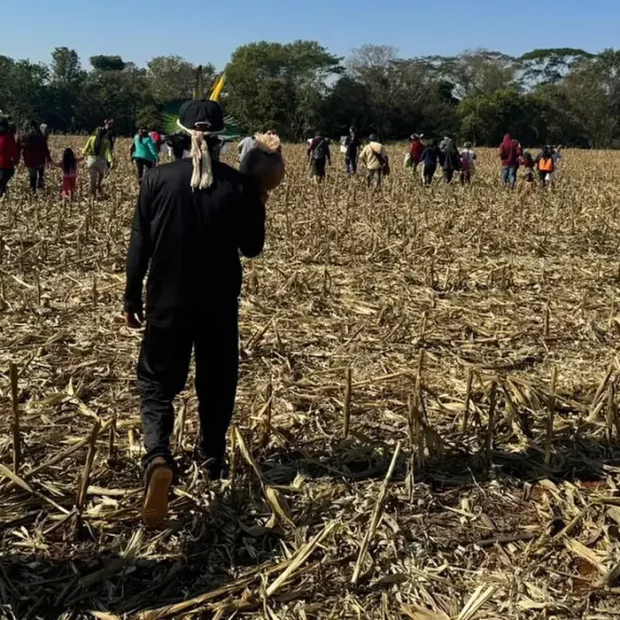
[124,159,265,328]
[441,145,462,171]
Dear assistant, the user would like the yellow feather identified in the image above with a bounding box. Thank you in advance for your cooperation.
[209,74,226,102]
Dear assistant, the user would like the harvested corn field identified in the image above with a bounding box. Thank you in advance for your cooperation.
[2,140,620,619]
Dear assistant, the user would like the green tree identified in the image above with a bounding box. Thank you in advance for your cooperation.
[563,49,620,147]
[76,64,155,134]
[89,55,126,72]
[47,48,84,131]
[226,40,341,139]
[321,76,371,137]
[0,55,16,114]
[458,89,532,145]
[4,60,50,125]
[147,56,215,103]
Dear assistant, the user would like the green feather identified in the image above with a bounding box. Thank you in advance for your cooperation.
[160,67,244,140]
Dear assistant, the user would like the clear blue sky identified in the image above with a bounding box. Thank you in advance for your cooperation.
[2,0,617,69]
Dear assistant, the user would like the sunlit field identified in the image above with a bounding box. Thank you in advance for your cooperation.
[2,139,620,618]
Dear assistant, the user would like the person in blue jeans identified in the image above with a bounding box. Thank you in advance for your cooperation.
[499,133,521,188]
[131,127,159,181]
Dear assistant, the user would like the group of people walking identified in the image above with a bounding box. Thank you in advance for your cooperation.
[0,116,171,200]
[409,132,561,189]
[299,127,563,190]
[307,127,390,188]
[407,135,477,186]
[499,133,562,189]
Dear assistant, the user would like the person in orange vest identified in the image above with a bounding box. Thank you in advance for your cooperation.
[536,146,555,188]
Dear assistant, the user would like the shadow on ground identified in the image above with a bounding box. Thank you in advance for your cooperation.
[1,422,619,618]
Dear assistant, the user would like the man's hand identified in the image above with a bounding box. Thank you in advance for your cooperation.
[124,310,144,329]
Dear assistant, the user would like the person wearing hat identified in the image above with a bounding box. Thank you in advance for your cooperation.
[359,134,389,188]
[123,97,280,528]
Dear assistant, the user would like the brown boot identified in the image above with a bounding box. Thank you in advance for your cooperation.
[142,457,174,528]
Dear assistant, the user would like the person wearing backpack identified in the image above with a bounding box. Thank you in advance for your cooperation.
[536,146,555,188]
[307,132,330,182]
[359,134,389,188]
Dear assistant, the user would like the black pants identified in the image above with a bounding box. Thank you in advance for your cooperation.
[444,169,456,184]
[137,303,239,469]
[311,158,326,179]
[28,166,44,191]
[135,158,155,181]
[0,168,14,196]
[423,163,436,185]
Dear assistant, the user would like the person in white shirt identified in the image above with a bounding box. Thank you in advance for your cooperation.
[238,135,256,163]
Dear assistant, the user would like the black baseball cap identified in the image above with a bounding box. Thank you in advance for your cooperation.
[179,99,224,132]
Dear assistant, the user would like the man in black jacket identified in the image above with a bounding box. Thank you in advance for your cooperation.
[124,99,266,527]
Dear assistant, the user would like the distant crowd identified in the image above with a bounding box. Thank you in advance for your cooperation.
[0,112,564,202]
[0,116,229,200]
[301,127,563,190]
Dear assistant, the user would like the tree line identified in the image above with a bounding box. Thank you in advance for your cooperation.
[2,44,619,147]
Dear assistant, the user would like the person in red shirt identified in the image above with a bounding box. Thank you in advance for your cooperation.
[148,126,162,155]
[17,121,52,193]
[409,134,424,174]
[499,133,522,189]
[0,116,19,198]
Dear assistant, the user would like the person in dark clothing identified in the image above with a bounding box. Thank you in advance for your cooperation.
[165,133,191,160]
[124,98,272,528]
[17,121,52,192]
[345,127,360,175]
[308,132,330,182]
[0,116,18,198]
[440,140,461,183]
[420,140,441,186]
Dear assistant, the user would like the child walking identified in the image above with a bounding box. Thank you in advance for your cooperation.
[520,151,536,191]
[56,148,83,200]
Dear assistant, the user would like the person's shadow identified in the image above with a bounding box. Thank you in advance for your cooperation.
[2,414,619,618]
[0,450,286,619]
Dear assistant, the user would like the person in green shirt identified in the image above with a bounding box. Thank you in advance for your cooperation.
[83,127,112,197]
